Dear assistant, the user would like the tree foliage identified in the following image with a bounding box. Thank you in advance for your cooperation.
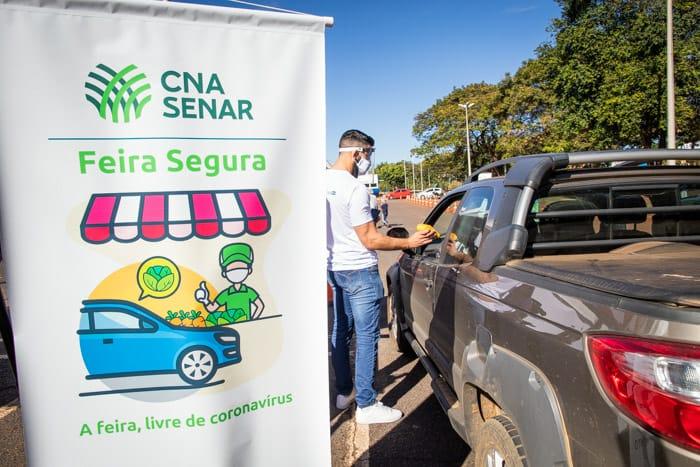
[411,0,700,183]
[375,161,407,191]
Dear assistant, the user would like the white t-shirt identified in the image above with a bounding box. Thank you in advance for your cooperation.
[326,169,378,271]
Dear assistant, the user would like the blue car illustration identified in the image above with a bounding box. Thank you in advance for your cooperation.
[78,299,241,386]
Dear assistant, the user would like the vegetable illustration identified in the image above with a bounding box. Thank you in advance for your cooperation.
[143,265,175,292]
[191,310,205,327]
[165,311,179,322]
[136,256,181,300]
[206,312,221,327]
[179,310,193,327]
[164,310,209,327]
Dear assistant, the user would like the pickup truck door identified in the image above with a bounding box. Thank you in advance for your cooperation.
[406,195,465,348]
[432,187,494,380]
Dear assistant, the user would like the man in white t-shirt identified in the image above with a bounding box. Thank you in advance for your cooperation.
[326,129,434,424]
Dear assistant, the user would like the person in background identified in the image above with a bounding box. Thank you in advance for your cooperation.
[326,129,434,425]
[379,193,389,227]
[369,192,380,226]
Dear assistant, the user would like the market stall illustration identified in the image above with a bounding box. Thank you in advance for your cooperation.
[80,189,271,243]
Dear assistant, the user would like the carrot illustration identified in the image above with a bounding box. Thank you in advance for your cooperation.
[179,310,193,327]
[190,310,205,327]
[165,311,179,322]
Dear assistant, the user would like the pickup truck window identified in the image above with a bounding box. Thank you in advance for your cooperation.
[528,183,700,254]
[422,196,464,257]
[444,187,494,264]
[529,188,608,243]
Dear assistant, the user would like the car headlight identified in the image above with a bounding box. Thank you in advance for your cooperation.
[214,330,239,344]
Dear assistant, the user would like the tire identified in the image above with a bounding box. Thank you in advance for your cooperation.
[177,346,218,386]
[387,293,412,353]
[475,415,528,467]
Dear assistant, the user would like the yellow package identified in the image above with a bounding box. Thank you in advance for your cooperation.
[416,224,440,239]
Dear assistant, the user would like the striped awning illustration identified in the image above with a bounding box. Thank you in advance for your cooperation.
[81,189,271,244]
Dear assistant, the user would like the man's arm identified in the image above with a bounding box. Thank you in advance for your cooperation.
[252,297,265,319]
[354,221,434,251]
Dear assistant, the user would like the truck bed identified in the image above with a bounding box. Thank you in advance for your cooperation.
[509,242,700,307]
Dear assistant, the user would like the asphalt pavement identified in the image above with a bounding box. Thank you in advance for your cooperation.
[328,199,473,467]
[0,198,472,467]
[0,259,24,467]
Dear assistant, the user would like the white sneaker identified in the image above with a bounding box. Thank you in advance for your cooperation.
[355,401,402,424]
[336,390,355,410]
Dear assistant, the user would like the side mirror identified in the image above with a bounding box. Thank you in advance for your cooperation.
[387,227,409,239]
[386,227,414,256]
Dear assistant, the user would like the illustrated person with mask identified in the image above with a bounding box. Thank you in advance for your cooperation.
[194,242,264,322]
[326,129,434,424]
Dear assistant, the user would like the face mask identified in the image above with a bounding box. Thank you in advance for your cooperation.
[355,157,371,176]
[225,268,249,283]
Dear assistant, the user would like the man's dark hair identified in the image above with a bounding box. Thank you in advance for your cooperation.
[339,129,374,148]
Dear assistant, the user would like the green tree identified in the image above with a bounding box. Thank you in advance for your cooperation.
[374,162,407,191]
[497,58,558,155]
[411,0,700,179]
[412,82,505,172]
[541,0,700,149]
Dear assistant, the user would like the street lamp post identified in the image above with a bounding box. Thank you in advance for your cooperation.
[459,102,475,177]
[403,160,407,188]
[420,159,424,192]
[667,0,676,160]
[411,157,416,192]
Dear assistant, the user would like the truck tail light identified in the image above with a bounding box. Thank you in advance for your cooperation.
[587,334,700,453]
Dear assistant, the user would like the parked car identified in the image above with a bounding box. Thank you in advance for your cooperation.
[386,149,700,466]
[416,187,444,199]
[385,188,412,200]
[78,299,241,385]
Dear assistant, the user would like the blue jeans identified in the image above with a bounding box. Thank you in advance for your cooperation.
[328,266,384,408]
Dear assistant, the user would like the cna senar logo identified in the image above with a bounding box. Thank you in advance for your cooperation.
[84,64,152,124]
[84,65,253,123]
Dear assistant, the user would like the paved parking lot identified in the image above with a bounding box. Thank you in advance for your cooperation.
[0,199,472,467]
[329,199,474,467]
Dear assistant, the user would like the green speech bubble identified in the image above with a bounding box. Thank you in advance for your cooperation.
[137,256,181,300]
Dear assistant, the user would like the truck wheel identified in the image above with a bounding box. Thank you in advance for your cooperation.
[475,415,528,467]
[388,293,412,354]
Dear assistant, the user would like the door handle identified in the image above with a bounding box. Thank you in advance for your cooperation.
[103,338,113,344]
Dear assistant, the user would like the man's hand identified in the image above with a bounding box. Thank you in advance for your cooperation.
[355,221,436,251]
[407,229,435,248]
[194,281,210,304]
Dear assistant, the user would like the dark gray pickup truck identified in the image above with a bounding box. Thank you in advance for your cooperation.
[386,150,700,466]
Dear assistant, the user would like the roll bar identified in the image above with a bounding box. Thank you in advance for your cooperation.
[472,149,700,272]
[468,149,700,183]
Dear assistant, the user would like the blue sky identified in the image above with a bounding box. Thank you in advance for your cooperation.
[184,0,561,163]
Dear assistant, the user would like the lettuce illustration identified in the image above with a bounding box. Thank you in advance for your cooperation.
[143,265,174,292]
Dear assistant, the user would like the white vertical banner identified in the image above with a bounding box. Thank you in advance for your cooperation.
[0,0,331,465]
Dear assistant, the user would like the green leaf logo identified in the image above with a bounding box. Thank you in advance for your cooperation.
[84,64,152,123]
